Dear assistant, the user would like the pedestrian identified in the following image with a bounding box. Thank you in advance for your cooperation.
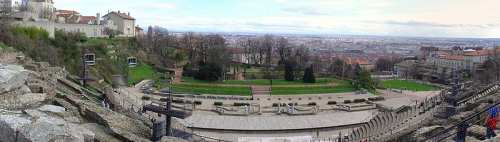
[486,100,498,139]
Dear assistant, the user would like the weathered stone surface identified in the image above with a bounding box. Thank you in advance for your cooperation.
[450,111,474,123]
[57,91,152,142]
[468,125,487,140]
[414,125,445,137]
[0,64,28,94]
[0,109,95,142]
[81,102,151,142]
[38,105,66,114]
[17,93,47,106]
[160,136,189,142]
[0,114,32,142]
[465,136,482,142]
[81,123,121,142]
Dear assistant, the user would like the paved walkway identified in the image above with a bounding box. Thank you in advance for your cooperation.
[182,110,376,131]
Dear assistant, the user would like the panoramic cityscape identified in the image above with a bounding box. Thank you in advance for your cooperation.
[1,0,500,142]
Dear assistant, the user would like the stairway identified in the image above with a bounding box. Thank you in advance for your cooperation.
[251,86,271,97]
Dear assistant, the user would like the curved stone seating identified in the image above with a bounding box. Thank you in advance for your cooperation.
[215,105,260,116]
[346,83,500,141]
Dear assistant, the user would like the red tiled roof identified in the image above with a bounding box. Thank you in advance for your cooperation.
[441,55,464,61]
[464,50,489,56]
[78,16,96,24]
[56,10,80,16]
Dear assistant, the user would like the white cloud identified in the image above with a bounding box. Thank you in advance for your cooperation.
[53,0,500,38]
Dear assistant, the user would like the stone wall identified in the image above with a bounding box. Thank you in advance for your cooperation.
[13,21,108,38]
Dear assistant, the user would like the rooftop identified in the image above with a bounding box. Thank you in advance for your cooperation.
[104,11,135,20]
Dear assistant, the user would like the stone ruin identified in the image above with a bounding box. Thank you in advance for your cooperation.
[0,52,155,141]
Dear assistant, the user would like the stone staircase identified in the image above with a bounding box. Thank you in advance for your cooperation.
[251,86,271,97]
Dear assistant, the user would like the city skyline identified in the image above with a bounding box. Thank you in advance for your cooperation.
[49,0,500,38]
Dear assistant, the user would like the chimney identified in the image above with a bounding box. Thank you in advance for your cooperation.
[96,13,100,25]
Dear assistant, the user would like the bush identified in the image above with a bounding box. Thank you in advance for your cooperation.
[195,62,223,81]
[368,96,385,101]
[308,102,317,106]
[141,96,151,100]
[159,98,168,102]
[172,99,184,103]
[354,99,366,103]
[272,103,279,107]
[194,101,202,105]
[303,65,316,83]
[214,102,223,106]
[327,101,337,105]
[234,102,250,106]
[344,100,352,104]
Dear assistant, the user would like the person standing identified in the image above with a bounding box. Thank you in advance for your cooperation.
[486,100,499,139]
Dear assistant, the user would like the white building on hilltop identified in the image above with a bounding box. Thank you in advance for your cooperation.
[12,0,138,38]
[0,0,12,15]
[102,11,136,37]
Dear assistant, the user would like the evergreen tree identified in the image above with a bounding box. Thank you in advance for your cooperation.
[284,60,295,81]
[352,64,376,92]
[303,65,316,83]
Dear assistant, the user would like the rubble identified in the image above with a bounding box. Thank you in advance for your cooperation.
[161,136,189,142]
[0,106,95,142]
[468,125,487,140]
[0,61,153,142]
[0,64,28,94]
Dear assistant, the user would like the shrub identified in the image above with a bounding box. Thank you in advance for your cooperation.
[308,102,317,106]
[214,102,223,106]
[141,96,151,100]
[195,61,223,81]
[344,100,352,104]
[172,99,184,103]
[303,65,316,83]
[327,101,337,105]
[194,101,202,105]
[354,99,367,103]
[272,103,279,107]
[234,102,250,106]
[368,96,385,101]
[159,98,168,102]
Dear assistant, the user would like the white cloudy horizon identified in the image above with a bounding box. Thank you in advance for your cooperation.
[47,0,500,38]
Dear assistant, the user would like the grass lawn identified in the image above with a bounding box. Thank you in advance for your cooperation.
[271,79,355,95]
[170,84,251,96]
[182,77,337,85]
[382,80,438,91]
[271,85,355,95]
[177,77,356,95]
[128,63,156,85]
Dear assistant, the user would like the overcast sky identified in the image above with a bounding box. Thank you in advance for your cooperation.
[51,0,500,38]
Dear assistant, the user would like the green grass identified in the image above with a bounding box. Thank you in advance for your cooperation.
[182,77,336,85]
[271,79,355,95]
[382,80,438,91]
[271,85,355,95]
[128,63,156,85]
[177,77,356,95]
[170,84,251,96]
